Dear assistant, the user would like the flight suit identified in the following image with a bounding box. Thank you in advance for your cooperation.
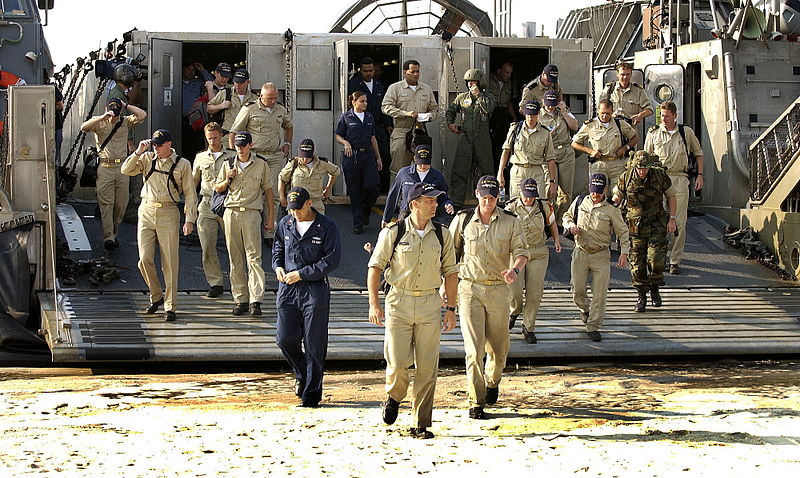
[598,82,652,120]
[502,122,556,200]
[519,77,562,109]
[368,217,458,428]
[562,196,629,332]
[87,114,143,242]
[505,198,552,332]
[334,109,381,228]
[273,211,341,405]
[121,149,197,313]
[215,155,272,305]
[192,147,234,290]
[278,157,340,214]
[450,207,529,408]
[445,90,497,208]
[207,87,257,140]
[572,117,637,191]
[230,100,293,239]
[644,124,703,267]
[539,108,577,224]
[616,165,675,293]
[381,79,439,181]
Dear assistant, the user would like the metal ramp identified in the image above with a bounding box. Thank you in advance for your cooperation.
[40,287,800,362]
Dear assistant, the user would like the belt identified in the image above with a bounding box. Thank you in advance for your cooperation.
[464,279,506,286]
[355,147,369,152]
[577,245,609,255]
[600,155,622,161]
[555,144,566,150]
[229,207,256,212]
[100,159,122,166]
[142,198,176,208]
[511,163,539,167]
[391,287,438,297]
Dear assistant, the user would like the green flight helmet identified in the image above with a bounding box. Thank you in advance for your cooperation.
[463,68,485,87]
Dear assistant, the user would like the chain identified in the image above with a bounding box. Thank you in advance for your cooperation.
[65,77,109,173]
[63,62,93,119]
[283,30,294,115]
[0,100,8,191]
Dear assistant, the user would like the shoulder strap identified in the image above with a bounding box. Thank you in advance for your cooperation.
[286,158,299,189]
[98,119,125,151]
[677,124,690,157]
[225,86,232,102]
[537,198,547,223]
[455,208,475,262]
[510,120,525,148]
[432,221,444,253]
[614,117,627,149]
[574,194,586,222]
[144,158,158,182]
[386,220,406,266]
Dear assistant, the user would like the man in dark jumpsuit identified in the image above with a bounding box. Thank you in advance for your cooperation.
[273,187,342,407]
[348,57,392,190]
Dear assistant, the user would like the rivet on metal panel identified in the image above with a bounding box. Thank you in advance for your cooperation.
[20,146,30,157]
[41,202,49,211]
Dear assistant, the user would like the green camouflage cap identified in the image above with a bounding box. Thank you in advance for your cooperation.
[632,150,660,168]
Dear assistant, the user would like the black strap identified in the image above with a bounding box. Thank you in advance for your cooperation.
[144,156,183,203]
[225,86,232,102]
[536,199,552,238]
[455,209,476,262]
[286,158,299,190]
[386,220,445,266]
[574,194,586,224]
[614,118,627,150]
[509,120,525,149]
[677,124,696,175]
[98,119,125,152]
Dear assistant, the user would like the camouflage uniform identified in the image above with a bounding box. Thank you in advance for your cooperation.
[616,153,675,294]
[445,89,497,207]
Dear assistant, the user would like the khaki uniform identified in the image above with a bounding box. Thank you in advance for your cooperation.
[486,77,516,110]
[215,155,271,304]
[572,118,636,190]
[502,122,556,199]
[208,88,257,139]
[505,199,552,331]
[450,207,529,407]
[644,124,703,267]
[230,100,293,239]
[539,108,577,224]
[381,80,439,179]
[278,157,340,214]
[598,82,652,120]
[562,196,629,332]
[519,77,562,108]
[87,114,143,242]
[121,150,197,312]
[192,148,235,288]
[368,218,458,428]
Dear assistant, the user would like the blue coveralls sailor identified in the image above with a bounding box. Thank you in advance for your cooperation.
[273,209,342,405]
[347,74,392,173]
[335,109,381,229]
[382,164,454,224]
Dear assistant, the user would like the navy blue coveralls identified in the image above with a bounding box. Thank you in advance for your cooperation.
[272,209,342,405]
[335,109,381,228]
[348,75,392,185]
[382,164,454,224]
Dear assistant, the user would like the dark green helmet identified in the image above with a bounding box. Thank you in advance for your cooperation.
[463,68,485,86]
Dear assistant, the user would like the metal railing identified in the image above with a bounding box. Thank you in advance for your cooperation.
[748,97,800,204]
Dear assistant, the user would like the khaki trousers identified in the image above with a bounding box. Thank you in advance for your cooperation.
[96,163,129,242]
[384,290,442,428]
[259,151,285,239]
[666,174,690,266]
[590,157,627,194]
[224,208,265,304]
[137,203,180,311]
[509,163,546,200]
[197,196,225,288]
[550,146,575,226]
[459,281,511,407]
[509,244,549,330]
[570,247,611,332]
[389,127,413,183]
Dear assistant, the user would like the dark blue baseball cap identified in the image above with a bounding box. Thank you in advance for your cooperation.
[215,62,232,78]
[522,100,541,116]
[589,174,607,193]
[543,64,559,83]
[150,129,172,145]
[543,90,559,107]
[520,178,539,198]
[234,131,253,146]
[287,187,311,210]
[476,175,500,197]
[233,69,250,83]
[414,144,432,164]
[406,182,444,203]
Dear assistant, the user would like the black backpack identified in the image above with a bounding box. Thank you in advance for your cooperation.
[144,156,182,203]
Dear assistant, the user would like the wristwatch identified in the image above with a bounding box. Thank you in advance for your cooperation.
[445,306,456,312]
[513,267,520,275]
[669,216,677,220]
[548,179,556,184]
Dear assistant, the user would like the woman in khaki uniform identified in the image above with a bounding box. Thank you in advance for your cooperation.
[278,139,340,214]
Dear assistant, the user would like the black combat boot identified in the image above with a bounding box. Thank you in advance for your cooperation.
[635,290,647,312]
[650,285,662,307]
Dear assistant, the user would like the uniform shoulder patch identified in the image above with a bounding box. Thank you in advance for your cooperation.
[254,153,266,161]
[243,101,256,107]
[584,119,592,125]
[633,82,643,89]
[457,208,474,215]
[648,125,659,133]
[501,209,517,217]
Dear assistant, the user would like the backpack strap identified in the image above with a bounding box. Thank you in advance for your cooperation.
[455,208,475,262]
[510,120,525,150]
[225,86,232,102]
[574,194,586,224]
[614,117,627,149]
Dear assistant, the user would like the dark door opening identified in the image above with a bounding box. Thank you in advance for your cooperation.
[180,42,247,161]
[488,46,550,116]
[347,43,401,193]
